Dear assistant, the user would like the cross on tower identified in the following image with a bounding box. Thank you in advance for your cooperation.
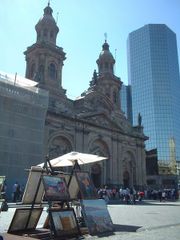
[104,32,107,42]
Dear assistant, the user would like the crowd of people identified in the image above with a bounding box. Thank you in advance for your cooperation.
[146,188,178,201]
[12,182,24,202]
[97,186,179,204]
[1,179,179,204]
[97,186,142,204]
[1,181,25,203]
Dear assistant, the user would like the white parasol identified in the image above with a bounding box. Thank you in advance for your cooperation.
[38,151,107,168]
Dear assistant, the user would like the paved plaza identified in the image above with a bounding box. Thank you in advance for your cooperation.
[0,200,180,239]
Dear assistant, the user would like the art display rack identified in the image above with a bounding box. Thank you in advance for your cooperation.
[6,156,114,239]
[7,158,82,239]
[0,176,6,212]
[7,166,51,239]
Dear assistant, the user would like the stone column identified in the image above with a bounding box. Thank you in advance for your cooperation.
[111,136,118,184]
[117,141,123,185]
[74,122,84,152]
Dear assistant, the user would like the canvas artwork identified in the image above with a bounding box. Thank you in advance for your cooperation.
[49,208,79,237]
[42,175,70,201]
[8,208,43,233]
[67,175,79,199]
[22,166,46,204]
[81,199,114,235]
[75,171,98,199]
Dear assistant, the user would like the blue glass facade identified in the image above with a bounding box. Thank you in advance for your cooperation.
[121,84,133,124]
[127,24,180,162]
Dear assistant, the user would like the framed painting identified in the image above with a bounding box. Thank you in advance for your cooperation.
[8,207,43,233]
[42,175,70,201]
[75,171,98,199]
[49,208,80,237]
[22,166,46,204]
[80,199,114,235]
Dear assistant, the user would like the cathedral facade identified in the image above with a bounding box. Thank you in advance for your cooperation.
[24,3,147,188]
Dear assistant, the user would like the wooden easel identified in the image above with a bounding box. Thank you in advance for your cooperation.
[42,156,82,238]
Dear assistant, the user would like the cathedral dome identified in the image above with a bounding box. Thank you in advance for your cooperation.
[96,40,115,75]
[36,6,58,29]
[35,3,59,45]
[98,41,115,62]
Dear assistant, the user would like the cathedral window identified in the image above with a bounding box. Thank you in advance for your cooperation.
[39,65,44,82]
[30,63,35,79]
[105,62,109,69]
[48,63,57,80]
[43,29,48,37]
[113,91,117,103]
[50,31,54,39]
[37,32,41,41]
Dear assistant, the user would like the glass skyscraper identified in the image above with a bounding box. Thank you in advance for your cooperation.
[127,24,180,163]
[120,84,132,124]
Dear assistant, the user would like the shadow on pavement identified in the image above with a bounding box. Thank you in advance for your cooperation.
[113,224,141,232]
[136,201,180,207]
[108,200,180,207]
[86,224,141,238]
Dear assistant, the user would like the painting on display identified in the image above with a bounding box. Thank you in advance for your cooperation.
[80,199,114,235]
[75,171,98,199]
[8,207,43,233]
[42,175,70,201]
[49,208,80,237]
[21,166,46,204]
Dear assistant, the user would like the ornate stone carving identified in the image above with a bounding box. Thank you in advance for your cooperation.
[48,136,72,159]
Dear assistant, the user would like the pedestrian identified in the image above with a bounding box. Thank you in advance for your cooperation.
[112,188,116,199]
[12,182,17,202]
[125,188,130,204]
[133,187,137,204]
[158,189,162,202]
[162,190,166,202]
[138,191,144,201]
[12,182,21,202]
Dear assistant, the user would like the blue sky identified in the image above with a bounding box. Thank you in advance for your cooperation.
[0,0,179,99]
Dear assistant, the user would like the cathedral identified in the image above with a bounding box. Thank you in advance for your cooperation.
[24,3,147,188]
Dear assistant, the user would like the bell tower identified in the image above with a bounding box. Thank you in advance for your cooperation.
[24,2,66,98]
[90,40,122,111]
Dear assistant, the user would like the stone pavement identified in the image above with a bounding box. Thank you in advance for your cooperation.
[0,200,180,239]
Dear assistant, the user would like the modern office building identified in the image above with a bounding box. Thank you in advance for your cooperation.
[120,84,132,124]
[127,24,180,166]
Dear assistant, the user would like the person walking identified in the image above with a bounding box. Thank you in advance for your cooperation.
[12,182,21,202]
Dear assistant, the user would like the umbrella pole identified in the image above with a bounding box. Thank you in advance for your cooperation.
[43,155,54,174]
[74,160,81,171]
[67,160,81,187]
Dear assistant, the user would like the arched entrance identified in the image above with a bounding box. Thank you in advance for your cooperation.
[48,135,73,172]
[122,151,136,188]
[89,138,110,187]
[91,163,101,188]
[48,136,73,159]
[123,171,130,188]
